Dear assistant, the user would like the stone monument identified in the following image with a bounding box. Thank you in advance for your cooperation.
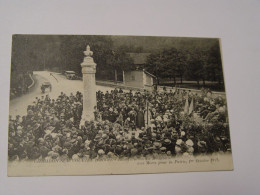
[80,45,97,125]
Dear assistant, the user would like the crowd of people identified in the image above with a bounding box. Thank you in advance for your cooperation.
[8,87,231,161]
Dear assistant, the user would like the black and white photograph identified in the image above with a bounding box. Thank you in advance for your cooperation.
[7,35,233,176]
[1,0,260,194]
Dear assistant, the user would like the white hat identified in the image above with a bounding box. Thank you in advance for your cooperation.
[186,139,194,147]
[62,149,68,154]
[175,145,182,153]
[176,139,183,146]
[17,130,22,136]
[98,149,105,155]
[72,154,79,160]
[218,107,225,113]
[182,152,190,157]
[85,140,91,145]
[45,130,52,135]
[187,146,194,153]
[48,151,55,156]
[51,133,57,139]
[107,152,114,157]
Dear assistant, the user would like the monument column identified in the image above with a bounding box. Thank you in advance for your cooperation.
[80,45,97,124]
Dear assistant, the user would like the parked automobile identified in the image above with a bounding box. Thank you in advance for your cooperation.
[65,71,77,80]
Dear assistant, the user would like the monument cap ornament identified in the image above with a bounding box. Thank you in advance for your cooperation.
[84,45,93,56]
[81,45,96,70]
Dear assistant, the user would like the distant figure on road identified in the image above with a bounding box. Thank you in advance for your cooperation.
[41,85,45,93]
[50,72,58,82]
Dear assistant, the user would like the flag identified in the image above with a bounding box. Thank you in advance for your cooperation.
[184,97,189,114]
[189,98,194,115]
[145,100,150,126]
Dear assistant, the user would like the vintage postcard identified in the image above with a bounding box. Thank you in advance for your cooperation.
[8,35,233,176]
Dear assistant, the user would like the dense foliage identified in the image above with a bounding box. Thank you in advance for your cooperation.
[11,35,224,89]
[145,42,224,89]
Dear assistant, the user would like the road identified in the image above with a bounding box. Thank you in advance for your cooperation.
[9,71,114,117]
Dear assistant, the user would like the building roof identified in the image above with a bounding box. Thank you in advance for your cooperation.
[124,69,156,78]
[144,70,156,78]
[127,53,151,65]
[65,71,76,74]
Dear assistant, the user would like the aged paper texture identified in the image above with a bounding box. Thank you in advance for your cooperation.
[8,35,233,176]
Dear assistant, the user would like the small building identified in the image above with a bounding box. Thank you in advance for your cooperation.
[123,69,156,91]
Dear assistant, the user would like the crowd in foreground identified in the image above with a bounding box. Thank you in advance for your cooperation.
[8,88,231,161]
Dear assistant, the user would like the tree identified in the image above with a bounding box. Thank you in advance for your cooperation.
[207,43,224,87]
[184,49,204,88]
[161,48,178,84]
[145,51,166,85]
[106,49,134,82]
[185,41,224,89]
[174,49,188,84]
[145,47,185,86]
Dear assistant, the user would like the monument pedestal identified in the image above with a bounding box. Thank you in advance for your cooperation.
[80,45,97,126]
